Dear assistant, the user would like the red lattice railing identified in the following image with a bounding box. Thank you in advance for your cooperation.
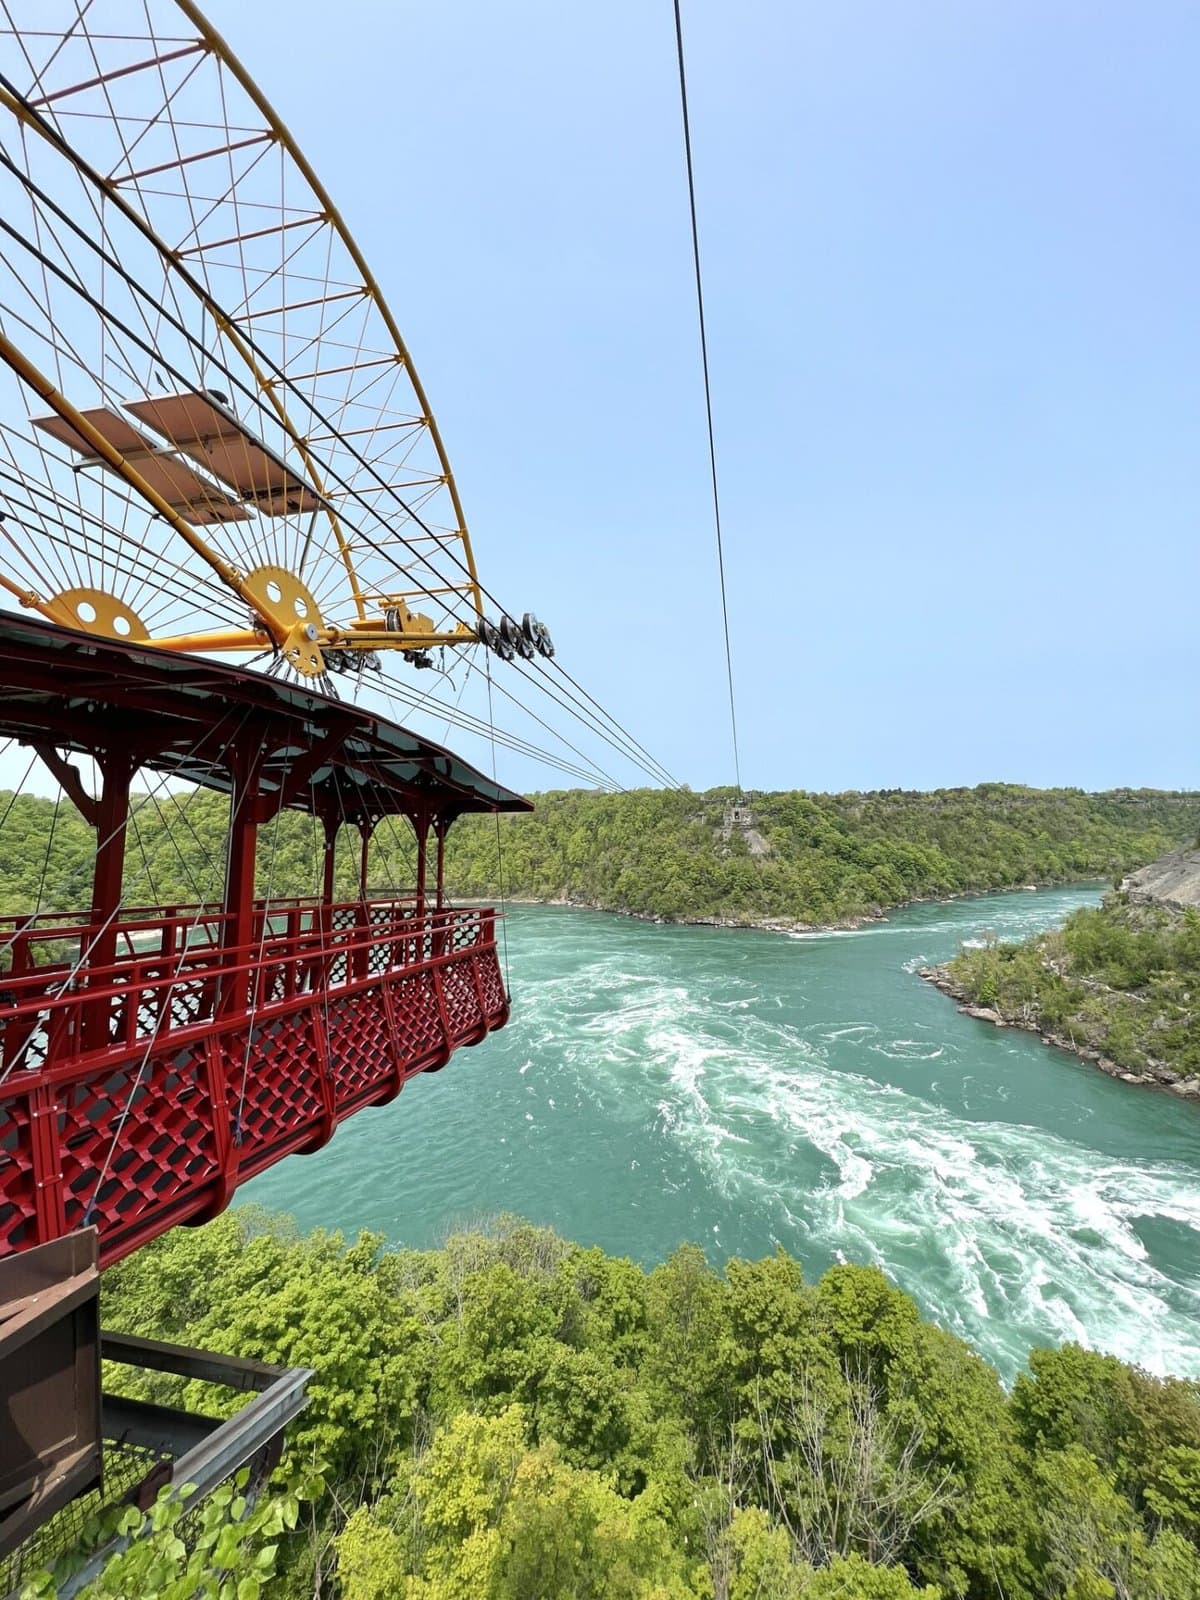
[0,900,507,1266]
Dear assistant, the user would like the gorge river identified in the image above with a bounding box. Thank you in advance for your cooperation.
[246,887,1200,1384]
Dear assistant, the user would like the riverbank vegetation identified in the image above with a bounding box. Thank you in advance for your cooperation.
[2,783,1197,931]
[446,785,1200,925]
[945,895,1200,1082]
[50,1210,1200,1598]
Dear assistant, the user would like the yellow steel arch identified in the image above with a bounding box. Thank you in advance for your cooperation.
[173,0,485,620]
[0,3,487,677]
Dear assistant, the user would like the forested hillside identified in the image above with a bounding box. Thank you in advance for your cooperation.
[447,786,1200,925]
[2,783,1198,931]
[48,1211,1200,1599]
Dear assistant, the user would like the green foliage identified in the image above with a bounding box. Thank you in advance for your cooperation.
[443,785,1200,927]
[1032,1446,1200,1600]
[643,1244,734,1440]
[802,1553,942,1599]
[713,1506,805,1599]
[949,901,1200,1079]
[3,783,1196,935]
[22,1466,322,1600]
[336,1408,696,1600]
[1013,1345,1200,1533]
[67,1212,1200,1598]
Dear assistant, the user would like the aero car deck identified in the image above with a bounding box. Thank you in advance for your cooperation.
[0,898,507,1266]
[0,614,529,1268]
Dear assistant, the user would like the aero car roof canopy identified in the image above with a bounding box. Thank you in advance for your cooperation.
[32,407,252,527]
[34,390,322,523]
[124,392,324,517]
[0,612,530,827]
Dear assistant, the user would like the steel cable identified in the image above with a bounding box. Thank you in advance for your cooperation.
[672,0,743,796]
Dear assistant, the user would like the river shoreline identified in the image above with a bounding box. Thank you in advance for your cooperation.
[501,877,1107,938]
[917,963,1200,1099]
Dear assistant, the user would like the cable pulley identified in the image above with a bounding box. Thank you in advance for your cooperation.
[522,613,555,658]
[476,617,510,660]
[477,613,553,663]
[499,615,535,661]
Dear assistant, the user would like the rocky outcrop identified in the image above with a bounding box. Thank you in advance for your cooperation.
[1121,846,1200,912]
[917,963,1200,1097]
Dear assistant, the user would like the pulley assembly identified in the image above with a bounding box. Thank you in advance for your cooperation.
[478,613,555,662]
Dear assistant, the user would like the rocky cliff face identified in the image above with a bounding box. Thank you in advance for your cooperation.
[1121,846,1200,912]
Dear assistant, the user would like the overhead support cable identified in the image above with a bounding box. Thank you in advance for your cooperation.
[672,0,743,796]
[373,669,618,792]
[484,657,511,995]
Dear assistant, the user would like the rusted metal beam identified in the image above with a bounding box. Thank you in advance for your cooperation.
[176,211,324,258]
[29,43,205,108]
[112,130,273,186]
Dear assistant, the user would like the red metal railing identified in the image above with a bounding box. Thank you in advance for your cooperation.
[0,899,508,1266]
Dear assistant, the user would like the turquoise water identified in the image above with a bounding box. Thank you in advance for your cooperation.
[246,888,1200,1383]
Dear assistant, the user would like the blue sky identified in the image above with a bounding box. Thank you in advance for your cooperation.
[93,4,1200,791]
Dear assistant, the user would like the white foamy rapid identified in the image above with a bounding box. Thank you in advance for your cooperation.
[652,1016,1199,1380]
[506,894,1200,1384]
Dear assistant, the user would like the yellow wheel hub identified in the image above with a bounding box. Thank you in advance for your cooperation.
[243,565,326,677]
[48,587,149,643]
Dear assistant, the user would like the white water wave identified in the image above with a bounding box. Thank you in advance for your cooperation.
[869,1039,945,1061]
[543,968,1200,1382]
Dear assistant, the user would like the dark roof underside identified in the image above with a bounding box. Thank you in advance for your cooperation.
[0,611,530,825]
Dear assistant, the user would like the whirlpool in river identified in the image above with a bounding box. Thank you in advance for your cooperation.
[247,886,1200,1383]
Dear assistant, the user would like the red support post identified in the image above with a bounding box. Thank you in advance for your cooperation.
[434,818,447,912]
[199,1031,236,1220]
[317,812,339,989]
[355,820,375,981]
[357,822,371,899]
[218,740,265,1019]
[82,749,136,1052]
[322,815,338,906]
[413,811,429,919]
[209,734,269,1201]
[29,1082,67,1246]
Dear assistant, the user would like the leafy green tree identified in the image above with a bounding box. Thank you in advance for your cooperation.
[802,1552,941,1599]
[23,1467,321,1600]
[710,1506,805,1600]
[336,1409,698,1600]
[643,1245,734,1444]
[1032,1446,1198,1600]
[79,1212,1200,1600]
[431,1260,559,1414]
[1014,1345,1200,1530]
